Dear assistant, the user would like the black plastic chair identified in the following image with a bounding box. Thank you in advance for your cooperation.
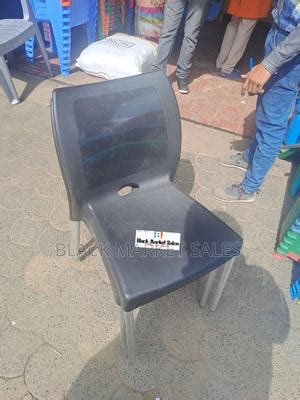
[51,71,242,360]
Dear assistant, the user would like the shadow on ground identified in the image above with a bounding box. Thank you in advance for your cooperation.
[66,212,289,400]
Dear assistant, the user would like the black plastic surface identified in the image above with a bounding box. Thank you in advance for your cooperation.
[51,71,242,311]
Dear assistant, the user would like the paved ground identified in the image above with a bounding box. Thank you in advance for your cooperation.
[0,70,299,400]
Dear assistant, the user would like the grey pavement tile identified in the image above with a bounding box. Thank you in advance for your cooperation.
[232,266,287,313]
[158,356,208,400]
[257,226,279,256]
[254,205,284,233]
[160,301,206,361]
[35,173,63,199]
[201,291,240,333]
[256,175,288,210]
[24,195,55,221]
[224,201,256,223]
[10,218,49,248]
[173,177,199,199]
[260,252,293,290]
[24,255,69,293]
[196,169,224,191]
[199,329,268,384]
[76,316,119,364]
[0,137,23,162]
[44,158,61,178]
[277,288,300,330]
[66,366,121,400]
[72,251,104,274]
[55,267,99,310]
[117,341,165,392]
[49,200,70,231]
[180,150,198,164]
[268,350,300,399]
[195,153,221,174]
[238,219,263,249]
[1,243,34,278]
[200,378,233,400]
[6,280,54,331]
[0,292,6,331]
[0,234,10,255]
[274,328,300,368]
[238,247,267,279]
[22,148,53,171]
[0,320,43,378]
[175,158,196,183]
[1,108,50,143]
[10,166,45,189]
[0,158,24,180]
[134,302,162,343]
[111,385,144,400]
[0,376,29,400]
[219,163,246,180]
[59,186,69,203]
[38,226,70,257]
[0,207,25,236]
[195,187,226,213]
[41,299,87,351]
[0,185,32,210]
[88,281,120,321]
[22,394,34,400]
[25,344,84,400]
[237,305,289,352]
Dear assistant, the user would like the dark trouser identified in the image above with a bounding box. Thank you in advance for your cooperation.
[153,0,209,80]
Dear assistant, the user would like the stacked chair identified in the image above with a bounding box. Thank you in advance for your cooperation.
[27,0,98,75]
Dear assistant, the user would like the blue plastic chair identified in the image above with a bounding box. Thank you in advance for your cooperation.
[26,0,98,75]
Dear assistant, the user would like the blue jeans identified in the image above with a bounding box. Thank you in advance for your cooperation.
[241,26,300,193]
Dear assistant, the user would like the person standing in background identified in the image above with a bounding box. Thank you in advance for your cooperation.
[216,0,272,78]
[152,0,210,94]
[215,0,300,203]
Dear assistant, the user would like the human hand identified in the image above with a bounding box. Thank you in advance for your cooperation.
[241,63,272,96]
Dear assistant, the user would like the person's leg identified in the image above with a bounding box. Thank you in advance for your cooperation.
[241,60,300,193]
[176,0,209,80]
[241,27,277,165]
[152,0,186,73]
[215,57,300,202]
[220,18,257,74]
[216,16,240,70]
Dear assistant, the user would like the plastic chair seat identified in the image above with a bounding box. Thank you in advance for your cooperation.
[0,19,35,54]
[83,179,241,311]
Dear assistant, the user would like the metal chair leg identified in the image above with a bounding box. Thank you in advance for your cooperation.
[120,308,135,362]
[70,220,80,257]
[210,258,235,311]
[34,25,53,77]
[200,268,217,307]
[0,56,19,104]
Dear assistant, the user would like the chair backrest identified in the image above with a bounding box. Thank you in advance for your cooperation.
[20,0,35,21]
[51,71,182,220]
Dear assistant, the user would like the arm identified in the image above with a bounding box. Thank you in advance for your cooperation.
[263,25,300,73]
[242,25,300,95]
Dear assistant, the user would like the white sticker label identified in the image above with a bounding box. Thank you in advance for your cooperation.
[135,230,181,251]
